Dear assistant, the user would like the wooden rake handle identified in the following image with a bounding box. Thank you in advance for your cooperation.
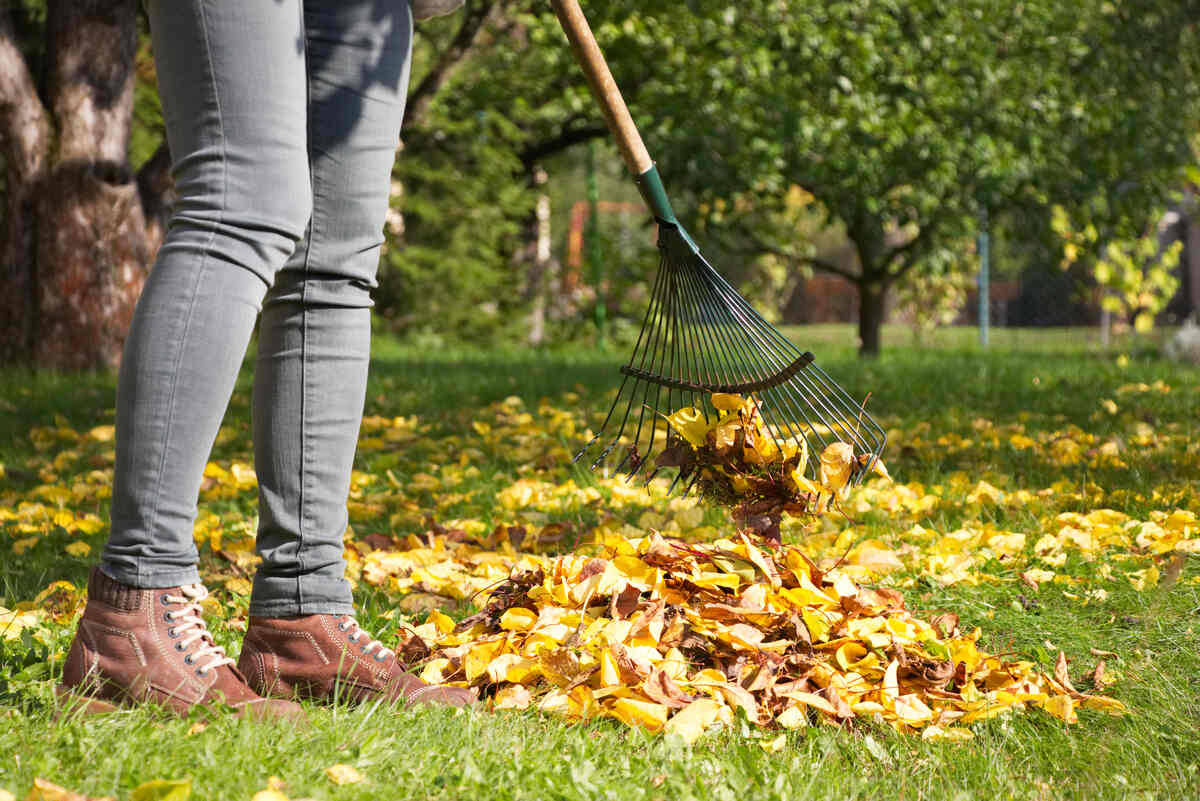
[551,0,653,177]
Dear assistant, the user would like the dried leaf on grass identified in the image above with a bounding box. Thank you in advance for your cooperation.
[324,765,363,786]
[410,531,1123,743]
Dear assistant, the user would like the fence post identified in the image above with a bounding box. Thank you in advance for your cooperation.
[978,205,990,347]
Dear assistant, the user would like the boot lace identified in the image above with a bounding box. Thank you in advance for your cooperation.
[337,617,395,662]
[163,584,235,676]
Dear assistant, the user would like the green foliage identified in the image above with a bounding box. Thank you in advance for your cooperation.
[609,0,1200,352]
[1052,203,1183,333]
[379,110,533,342]
[891,248,975,343]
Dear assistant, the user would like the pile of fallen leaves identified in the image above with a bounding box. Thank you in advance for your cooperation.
[398,530,1123,743]
[657,394,887,542]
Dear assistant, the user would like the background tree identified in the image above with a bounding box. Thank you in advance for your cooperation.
[629,0,1200,355]
[0,0,167,368]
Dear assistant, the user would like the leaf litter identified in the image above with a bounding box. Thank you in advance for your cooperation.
[6,390,1197,754]
[389,396,1126,743]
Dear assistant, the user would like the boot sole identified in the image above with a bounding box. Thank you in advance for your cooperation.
[55,685,122,716]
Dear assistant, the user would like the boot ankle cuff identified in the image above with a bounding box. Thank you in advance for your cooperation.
[89,567,151,612]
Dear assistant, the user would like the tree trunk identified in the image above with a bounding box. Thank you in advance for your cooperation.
[0,0,155,368]
[0,12,52,364]
[857,282,886,357]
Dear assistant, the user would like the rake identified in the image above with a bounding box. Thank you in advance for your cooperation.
[553,0,886,488]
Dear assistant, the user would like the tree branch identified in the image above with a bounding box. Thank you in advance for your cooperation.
[753,238,861,282]
[402,0,503,133]
[0,10,51,183]
[882,221,935,276]
[518,123,606,168]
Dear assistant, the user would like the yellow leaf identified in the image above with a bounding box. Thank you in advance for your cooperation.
[920,725,974,742]
[325,764,363,785]
[1042,695,1077,724]
[64,541,91,558]
[485,653,539,684]
[498,608,537,631]
[493,684,533,710]
[891,694,934,725]
[609,698,670,731]
[1077,694,1126,715]
[1127,565,1159,591]
[23,779,90,801]
[12,537,39,555]
[250,792,289,801]
[786,692,836,716]
[663,407,709,447]
[759,733,788,753]
[223,577,252,596]
[710,393,746,412]
[662,698,725,744]
[818,442,854,493]
[128,779,191,801]
[775,706,808,729]
[427,609,455,634]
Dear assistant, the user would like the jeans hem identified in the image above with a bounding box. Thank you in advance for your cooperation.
[249,574,354,617]
[98,561,203,590]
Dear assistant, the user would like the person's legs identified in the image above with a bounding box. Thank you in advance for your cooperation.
[65,0,312,718]
[238,0,472,706]
[249,0,414,617]
[99,0,313,588]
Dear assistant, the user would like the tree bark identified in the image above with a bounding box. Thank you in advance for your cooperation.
[857,281,886,357]
[0,0,154,368]
[35,0,150,368]
[0,11,52,364]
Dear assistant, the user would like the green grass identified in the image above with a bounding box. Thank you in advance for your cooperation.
[1,328,1198,801]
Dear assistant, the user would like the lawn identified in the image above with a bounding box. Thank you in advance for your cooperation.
[1,328,1198,801]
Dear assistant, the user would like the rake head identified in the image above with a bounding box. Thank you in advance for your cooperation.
[576,221,887,491]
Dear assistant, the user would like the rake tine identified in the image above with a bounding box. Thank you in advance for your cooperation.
[554,0,885,490]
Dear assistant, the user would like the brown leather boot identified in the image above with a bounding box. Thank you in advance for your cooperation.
[238,614,475,707]
[58,568,303,722]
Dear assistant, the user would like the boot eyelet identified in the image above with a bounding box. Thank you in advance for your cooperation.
[374,652,388,662]
[160,596,171,606]
[195,668,207,677]
[338,620,351,632]
[163,611,174,623]
[167,627,178,638]
[184,654,194,665]
[175,642,186,652]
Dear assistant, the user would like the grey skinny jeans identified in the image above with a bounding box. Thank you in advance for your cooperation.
[99,0,413,616]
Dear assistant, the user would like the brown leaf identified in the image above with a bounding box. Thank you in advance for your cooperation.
[611,644,653,681]
[1090,660,1115,691]
[655,442,696,469]
[896,649,954,688]
[578,558,609,581]
[1054,651,1077,694]
[1161,552,1187,588]
[394,626,432,664]
[642,668,695,709]
[929,612,959,639]
[506,525,527,550]
[609,582,641,620]
[819,686,854,721]
[360,532,395,551]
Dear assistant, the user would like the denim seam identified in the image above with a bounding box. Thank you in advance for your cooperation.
[140,0,228,585]
[297,0,315,612]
